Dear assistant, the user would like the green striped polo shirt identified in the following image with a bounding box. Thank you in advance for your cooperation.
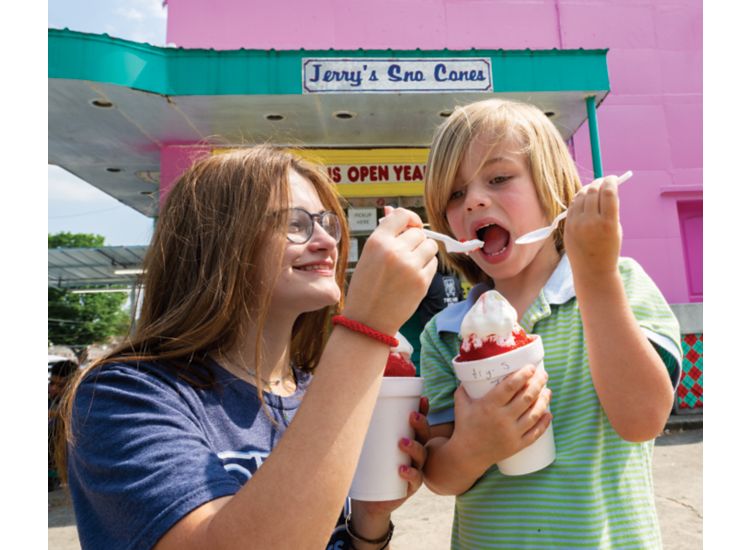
[420,255,681,549]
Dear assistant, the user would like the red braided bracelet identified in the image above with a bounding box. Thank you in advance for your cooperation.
[331,315,399,348]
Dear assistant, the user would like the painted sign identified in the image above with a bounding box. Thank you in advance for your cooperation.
[302,58,492,93]
[328,163,425,184]
[294,148,430,198]
[217,147,430,198]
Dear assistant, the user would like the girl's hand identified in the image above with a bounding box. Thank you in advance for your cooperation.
[452,365,552,469]
[344,207,438,335]
[350,397,431,522]
[563,175,622,282]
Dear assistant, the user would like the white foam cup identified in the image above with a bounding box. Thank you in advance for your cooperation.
[349,377,424,501]
[452,336,555,476]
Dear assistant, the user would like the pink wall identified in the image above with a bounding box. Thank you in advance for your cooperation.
[164,0,702,304]
[159,144,211,208]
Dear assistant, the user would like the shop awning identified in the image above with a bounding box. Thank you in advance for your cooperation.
[49,28,610,217]
[48,245,147,289]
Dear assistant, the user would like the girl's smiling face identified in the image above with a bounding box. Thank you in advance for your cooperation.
[268,170,341,317]
[445,134,556,285]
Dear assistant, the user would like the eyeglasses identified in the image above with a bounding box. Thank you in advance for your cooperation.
[286,207,342,244]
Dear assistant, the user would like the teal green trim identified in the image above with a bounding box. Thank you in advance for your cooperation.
[586,95,603,177]
[655,343,680,385]
[49,28,609,96]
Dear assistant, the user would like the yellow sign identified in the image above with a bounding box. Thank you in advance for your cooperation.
[292,148,428,198]
[213,147,428,198]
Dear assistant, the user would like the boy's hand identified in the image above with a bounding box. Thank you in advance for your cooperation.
[563,175,621,282]
[452,365,552,469]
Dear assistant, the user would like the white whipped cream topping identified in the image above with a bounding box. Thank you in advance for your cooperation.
[459,290,518,350]
[391,331,414,358]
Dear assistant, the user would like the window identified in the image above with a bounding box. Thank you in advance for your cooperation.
[677,200,702,302]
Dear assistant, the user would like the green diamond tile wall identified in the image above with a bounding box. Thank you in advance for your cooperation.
[676,333,703,411]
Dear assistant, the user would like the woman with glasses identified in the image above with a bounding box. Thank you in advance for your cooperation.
[56,146,442,549]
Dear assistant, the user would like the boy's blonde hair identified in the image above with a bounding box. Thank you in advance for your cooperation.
[424,98,582,285]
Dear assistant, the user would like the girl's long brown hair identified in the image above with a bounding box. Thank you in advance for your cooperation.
[55,145,350,480]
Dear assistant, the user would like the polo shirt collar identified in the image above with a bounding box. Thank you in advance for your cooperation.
[544,253,576,305]
[435,253,575,334]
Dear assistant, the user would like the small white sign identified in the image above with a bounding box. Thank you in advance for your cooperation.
[303,58,492,93]
[348,238,359,263]
[347,207,378,231]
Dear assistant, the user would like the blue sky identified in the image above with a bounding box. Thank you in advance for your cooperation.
[48,0,167,246]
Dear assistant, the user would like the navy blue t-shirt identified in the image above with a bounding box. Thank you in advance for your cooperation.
[68,359,351,550]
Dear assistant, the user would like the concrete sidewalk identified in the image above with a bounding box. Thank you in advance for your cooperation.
[49,426,702,549]
[391,427,702,549]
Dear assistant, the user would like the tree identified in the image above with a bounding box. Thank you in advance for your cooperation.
[48,232,131,349]
[49,232,105,249]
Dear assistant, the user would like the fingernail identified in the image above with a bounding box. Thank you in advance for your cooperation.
[399,465,409,474]
[412,412,422,422]
[400,437,412,447]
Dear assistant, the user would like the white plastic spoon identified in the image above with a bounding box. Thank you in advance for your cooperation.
[423,229,484,254]
[377,214,484,253]
[515,171,633,245]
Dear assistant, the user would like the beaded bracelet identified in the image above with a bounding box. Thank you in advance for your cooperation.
[331,315,399,348]
[345,513,394,550]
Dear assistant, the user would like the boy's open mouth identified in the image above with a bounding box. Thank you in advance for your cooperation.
[476,223,510,256]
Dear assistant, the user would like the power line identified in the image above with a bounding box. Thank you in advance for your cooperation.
[49,206,122,219]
